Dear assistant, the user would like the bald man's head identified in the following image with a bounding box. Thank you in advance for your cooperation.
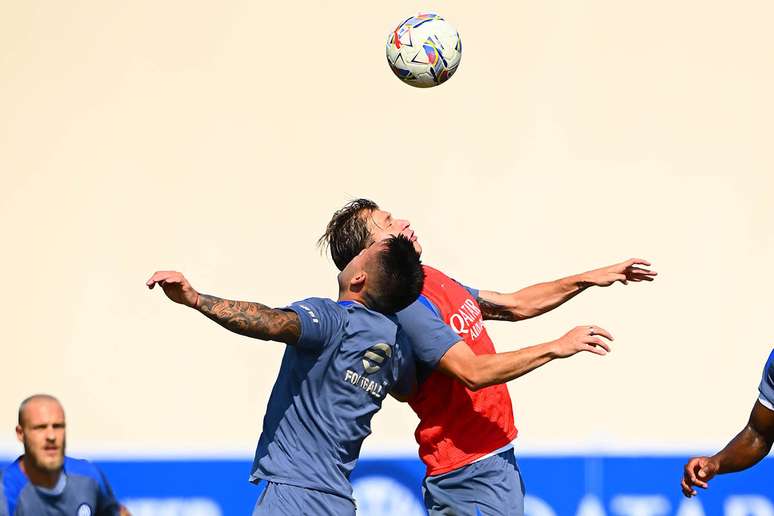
[18,394,62,427]
[16,394,66,473]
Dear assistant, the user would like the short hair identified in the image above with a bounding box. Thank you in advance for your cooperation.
[318,198,379,271]
[18,394,61,426]
[367,235,425,314]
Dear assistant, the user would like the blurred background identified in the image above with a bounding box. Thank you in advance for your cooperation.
[2,1,773,514]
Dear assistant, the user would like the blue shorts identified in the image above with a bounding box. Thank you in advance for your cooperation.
[251,480,355,516]
[423,449,526,516]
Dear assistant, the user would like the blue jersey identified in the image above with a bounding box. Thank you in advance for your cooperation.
[249,298,409,501]
[0,457,120,516]
[759,349,774,410]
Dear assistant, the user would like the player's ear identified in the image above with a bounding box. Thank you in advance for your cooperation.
[15,424,23,443]
[349,271,367,291]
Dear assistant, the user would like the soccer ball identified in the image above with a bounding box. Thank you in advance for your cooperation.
[386,13,462,88]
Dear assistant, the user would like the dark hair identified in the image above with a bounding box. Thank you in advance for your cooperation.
[318,198,379,271]
[367,235,425,314]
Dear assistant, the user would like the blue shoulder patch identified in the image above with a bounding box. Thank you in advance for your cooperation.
[2,459,29,516]
[417,295,441,318]
[766,349,774,388]
[64,457,108,495]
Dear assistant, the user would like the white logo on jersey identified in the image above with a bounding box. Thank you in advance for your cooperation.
[345,369,385,398]
[77,504,92,516]
[342,343,393,398]
[298,304,319,324]
[448,299,485,339]
[362,343,392,373]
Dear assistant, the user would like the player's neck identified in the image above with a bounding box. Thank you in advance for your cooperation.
[20,455,62,489]
[337,289,370,309]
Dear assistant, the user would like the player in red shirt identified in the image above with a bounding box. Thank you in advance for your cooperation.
[319,199,657,516]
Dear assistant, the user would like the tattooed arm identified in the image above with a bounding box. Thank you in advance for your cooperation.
[196,294,300,344]
[146,270,301,345]
[477,258,657,321]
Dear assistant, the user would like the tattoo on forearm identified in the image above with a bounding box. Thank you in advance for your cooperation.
[197,294,301,343]
[477,297,518,322]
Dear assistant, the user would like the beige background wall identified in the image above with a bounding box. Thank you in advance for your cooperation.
[1,1,772,458]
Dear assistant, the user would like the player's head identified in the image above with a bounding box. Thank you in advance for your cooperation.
[16,394,66,473]
[338,235,424,314]
[319,198,422,271]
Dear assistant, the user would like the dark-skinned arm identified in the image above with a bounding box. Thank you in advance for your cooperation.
[712,401,774,473]
[146,270,301,345]
[476,258,657,321]
[682,400,774,497]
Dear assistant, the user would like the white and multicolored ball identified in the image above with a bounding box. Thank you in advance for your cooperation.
[386,13,462,88]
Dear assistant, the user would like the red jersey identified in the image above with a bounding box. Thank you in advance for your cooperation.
[408,266,518,476]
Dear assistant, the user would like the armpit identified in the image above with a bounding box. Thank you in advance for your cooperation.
[476,297,517,322]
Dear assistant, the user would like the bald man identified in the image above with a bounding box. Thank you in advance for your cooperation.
[0,395,128,516]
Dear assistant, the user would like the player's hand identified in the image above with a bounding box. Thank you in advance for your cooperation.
[146,270,200,308]
[552,325,613,358]
[119,505,132,516]
[583,258,657,287]
[681,456,719,497]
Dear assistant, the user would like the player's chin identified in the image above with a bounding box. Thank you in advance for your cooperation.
[39,456,64,472]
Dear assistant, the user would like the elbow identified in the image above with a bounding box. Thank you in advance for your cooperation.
[512,308,537,321]
[504,295,536,320]
[510,299,541,320]
[440,348,494,391]
[466,380,486,392]
[457,367,489,392]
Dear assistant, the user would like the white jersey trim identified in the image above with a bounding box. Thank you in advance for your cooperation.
[469,441,515,465]
[758,395,774,411]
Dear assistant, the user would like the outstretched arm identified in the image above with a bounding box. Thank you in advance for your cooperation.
[477,258,657,321]
[681,400,774,497]
[146,270,301,345]
[437,325,614,391]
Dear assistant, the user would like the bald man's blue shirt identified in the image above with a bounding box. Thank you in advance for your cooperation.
[249,298,410,515]
[0,457,120,516]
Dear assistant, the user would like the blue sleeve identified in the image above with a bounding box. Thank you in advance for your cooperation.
[759,349,774,410]
[452,278,479,299]
[1,462,27,516]
[96,470,120,516]
[0,473,9,516]
[284,298,343,353]
[395,297,461,368]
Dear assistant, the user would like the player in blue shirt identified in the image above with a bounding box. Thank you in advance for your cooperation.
[0,395,126,516]
[146,235,424,515]
[681,348,774,497]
